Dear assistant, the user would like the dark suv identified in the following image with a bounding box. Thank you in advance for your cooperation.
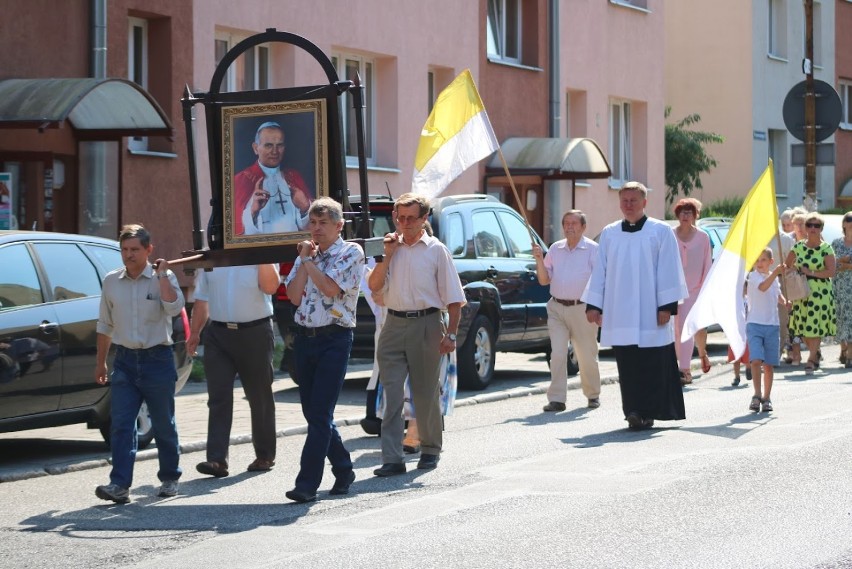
[0,231,192,448]
[350,193,558,390]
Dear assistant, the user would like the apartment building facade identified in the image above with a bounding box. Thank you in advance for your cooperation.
[666,0,838,212]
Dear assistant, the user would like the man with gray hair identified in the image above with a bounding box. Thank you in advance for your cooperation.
[533,209,601,412]
[283,197,364,502]
[233,121,313,235]
[368,192,465,476]
[583,182,688,430]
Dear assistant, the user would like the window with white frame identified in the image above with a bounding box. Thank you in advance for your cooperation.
[609,101,632,185]
[128,17,148,151]
[840,81,852,130]
[768,0,787,59]
[487,0,521,63]
[768,129,788,197]
[214,32,270,92]
[332,54,375,163]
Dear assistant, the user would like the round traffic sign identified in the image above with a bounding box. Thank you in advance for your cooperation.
[782,79,842,143]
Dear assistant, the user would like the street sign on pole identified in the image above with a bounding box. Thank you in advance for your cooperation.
[782,79,843,143]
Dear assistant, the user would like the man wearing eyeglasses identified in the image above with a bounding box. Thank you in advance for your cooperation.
[368,192,465,476]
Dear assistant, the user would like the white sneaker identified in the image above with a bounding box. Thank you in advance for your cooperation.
[158,480,179,497]
[95,483,130,504]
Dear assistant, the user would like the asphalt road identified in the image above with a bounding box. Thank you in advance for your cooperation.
[1,337,851,568]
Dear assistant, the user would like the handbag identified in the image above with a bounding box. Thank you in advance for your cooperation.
[783,269,810,302]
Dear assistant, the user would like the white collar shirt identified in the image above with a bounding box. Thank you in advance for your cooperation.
[382,232,466,311]
[96,264,185,349]
[193,265,276,323]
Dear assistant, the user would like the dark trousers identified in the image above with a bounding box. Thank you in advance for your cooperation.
[293,328,354,493]
[109,345,181,488]
[203,321,277,464]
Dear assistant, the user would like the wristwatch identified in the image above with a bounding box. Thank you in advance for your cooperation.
[447,333,457,342]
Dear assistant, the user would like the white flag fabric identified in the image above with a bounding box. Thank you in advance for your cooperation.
[411,69,499,199]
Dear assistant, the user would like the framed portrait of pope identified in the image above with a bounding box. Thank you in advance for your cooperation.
[221,99,328,248]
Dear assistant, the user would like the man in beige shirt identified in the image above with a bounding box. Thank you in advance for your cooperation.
[368,193,465,476]
[94,224,185,503]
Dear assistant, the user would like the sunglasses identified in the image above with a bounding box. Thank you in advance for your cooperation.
[844,215,852,223]
[805,222,823,229]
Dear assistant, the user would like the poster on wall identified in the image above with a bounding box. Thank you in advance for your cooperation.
[0,172,12,230]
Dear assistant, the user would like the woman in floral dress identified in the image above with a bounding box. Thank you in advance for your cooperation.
[831,212,852,368]
[784,212,836,374]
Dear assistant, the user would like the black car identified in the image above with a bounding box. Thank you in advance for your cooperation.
[350,193,570,390]
[0,231,192,449]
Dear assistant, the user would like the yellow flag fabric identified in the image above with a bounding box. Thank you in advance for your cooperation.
[411,69,499,198]
[682,162,779,358]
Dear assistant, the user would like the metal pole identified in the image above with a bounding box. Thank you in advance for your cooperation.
[181,86,205,251]
[351,72,372,239]
[804,0,816,210]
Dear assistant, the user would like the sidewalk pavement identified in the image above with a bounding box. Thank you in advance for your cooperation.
[1,332,842,482]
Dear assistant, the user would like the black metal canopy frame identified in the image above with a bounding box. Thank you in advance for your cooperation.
[178,28,374,270]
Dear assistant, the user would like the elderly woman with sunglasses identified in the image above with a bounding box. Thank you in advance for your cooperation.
[784,212,837,374]
[832,212,852,368]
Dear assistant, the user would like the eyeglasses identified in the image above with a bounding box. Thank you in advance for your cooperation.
[844,215,852,223]
[678,210,696,216]
[805,222,823,229]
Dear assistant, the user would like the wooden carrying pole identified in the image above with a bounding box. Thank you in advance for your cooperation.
[496,147,537,244]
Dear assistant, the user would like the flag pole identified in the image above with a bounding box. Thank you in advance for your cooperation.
[496,147,537,244]
[775,228,789,298]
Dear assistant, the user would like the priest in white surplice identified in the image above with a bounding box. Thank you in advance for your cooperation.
[582,181,688,430]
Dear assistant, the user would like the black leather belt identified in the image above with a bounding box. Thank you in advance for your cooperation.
[210,316,271,330]
[387,307,440,319]
[293,324,348,337]
[552,297,584,307]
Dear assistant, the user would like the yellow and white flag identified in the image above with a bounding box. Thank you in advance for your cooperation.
[411,69,499,198]
[682,162,779,358]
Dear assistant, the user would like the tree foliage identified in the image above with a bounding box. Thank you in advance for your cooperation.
[664,107,724,206]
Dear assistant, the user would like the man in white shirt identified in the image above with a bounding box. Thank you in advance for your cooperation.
[187,262,280,478]
[583,182,688,430]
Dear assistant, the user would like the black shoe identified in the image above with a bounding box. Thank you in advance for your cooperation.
[285,489,317,503]
[373,463,406,477]
[542,401,566,412]
[417,454,440,470]
[626,412,644,430]
[329,471,356,495]
[732,376,741,387]
[360,417,382,436]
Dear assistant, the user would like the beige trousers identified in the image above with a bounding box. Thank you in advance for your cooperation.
[546,298,601,402]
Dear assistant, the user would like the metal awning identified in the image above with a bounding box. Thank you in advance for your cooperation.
[0,78,173,138]
[486,137,611,180]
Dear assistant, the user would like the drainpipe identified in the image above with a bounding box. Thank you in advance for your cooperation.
[90,0,107,79]
[546,0,561,243]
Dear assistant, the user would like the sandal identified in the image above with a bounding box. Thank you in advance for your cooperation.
[749,396,762,412]
[804,360,816,375]
[761,399,773,413]
[731,375,741,387]
[700,354,711,374]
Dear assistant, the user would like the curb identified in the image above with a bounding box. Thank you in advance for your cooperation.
[0,356,731,483]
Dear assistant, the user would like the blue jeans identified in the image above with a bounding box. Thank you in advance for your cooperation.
[109,345,182,488]
[293,328,353,493]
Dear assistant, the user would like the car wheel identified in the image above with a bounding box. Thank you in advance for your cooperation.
[286,354,299,386]
[99,402,155,450]
[546,343,580,376]
[457,314,496,390]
